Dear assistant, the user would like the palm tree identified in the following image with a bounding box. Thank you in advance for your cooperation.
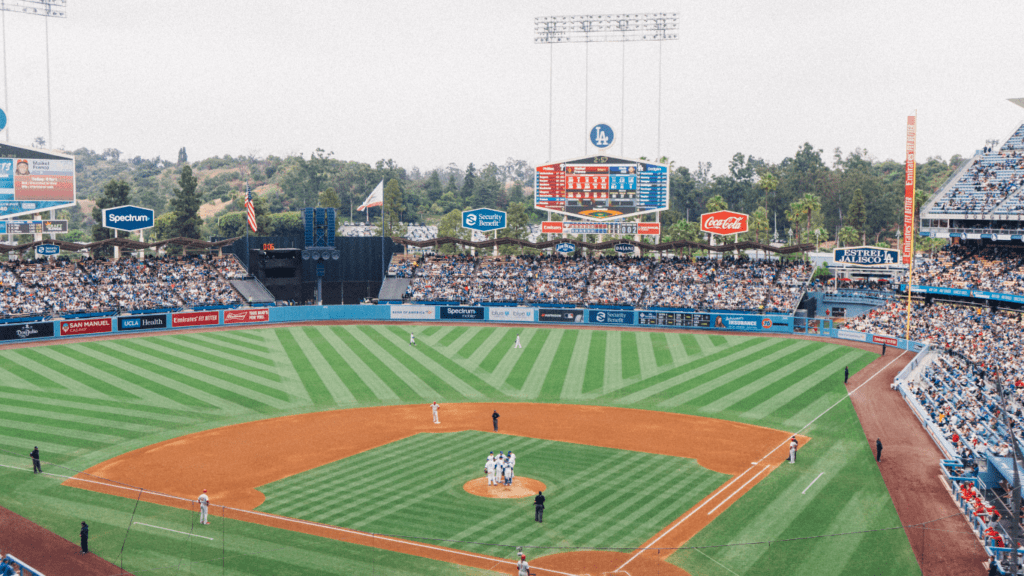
[751,206,770,258]
[800,193,821,243]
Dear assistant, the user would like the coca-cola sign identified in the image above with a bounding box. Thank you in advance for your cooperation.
[700,211,749,235]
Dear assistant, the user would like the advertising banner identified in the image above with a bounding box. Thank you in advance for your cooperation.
[872,335,898,346]
[541,221,563,234]
[0,220,68,235]
[487,307,535,322]
[171,311,220,328]
[0,321,54,342]
[700,211,748,235]
[60,318,113,337]
[836,329,868,342]
[224,308,270,324]
[0,148,77,219]
[555,242,575,254]
[588,310,634,324]
[390,305,435,320]
[462,208,507,232]
[903,116,916,264]
[118,314,168,332]
[440,306,485,320]
[103,205,155,231]
[833,246,901,266]
[636,222,661,235]
[538,309,584,323]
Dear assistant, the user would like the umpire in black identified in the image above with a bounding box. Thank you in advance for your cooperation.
[80,521,89,554]
[534,491,545,522]
[30,446,41,474]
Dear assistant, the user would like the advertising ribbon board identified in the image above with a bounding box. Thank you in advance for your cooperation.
[903,116,916,265]
[538,309,584,323]
[0,321,54,342]
[224,308,270,324]
[60,318,113,337]
[487,307,535,322]
[588,310,634,324]
[118,314,168,332]
[439,306,485,320]
[836,329,868,342]
[171,311,220,328]
[872,335,898,346]
[390,305,435,320]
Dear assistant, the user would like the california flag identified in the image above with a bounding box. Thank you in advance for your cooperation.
[357,180,384,211]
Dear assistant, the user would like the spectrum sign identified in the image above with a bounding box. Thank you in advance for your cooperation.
[102,205,155,232]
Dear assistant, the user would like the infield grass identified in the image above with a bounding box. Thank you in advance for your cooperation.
[0,324,919,575]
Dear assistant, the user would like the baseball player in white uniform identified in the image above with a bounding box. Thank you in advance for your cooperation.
[517,554,532,576]
[503,459,513,486]
[410,332,416,346]
[509,451,516,480]
[485,456,496,486]
[514,334,522,348]
[430,401,440,424]
[198,489,210,525]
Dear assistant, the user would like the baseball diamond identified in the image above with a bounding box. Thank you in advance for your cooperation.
[0,323,937,576]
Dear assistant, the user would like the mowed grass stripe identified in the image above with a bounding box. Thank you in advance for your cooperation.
[581,331,607,395]
[505,330,554,391]
[770,351,875,425]
[19,348,138,399]
[306,327,379,405]
[0,386,200,418]
[332,328,421,402]
[75,343,220,410]
[599,337,765,401]
[537,330,578,400]
[176,334,277,368]
[724,346,853,416]
[682,341,821,409]
[0,351,64,389]
[275,328,334,407]
[620,332,641,380]
[129,338,289,402]
[0,423,103,449]
[640,339,797,406]
[358,326,471,399]
[384,326,509,399]
[437,326,468,347]
[0,408,144,439]
[679,333,702,357]
[0,396,181,427]
[93,341,274,412]
[156,338,280,381]
[289,327,356,406]
[477,328,513,373]
[650,331,673,367]
[709,335,728,346]
[451,327,486,358]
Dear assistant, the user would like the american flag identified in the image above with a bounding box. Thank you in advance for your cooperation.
[245,182,257,233]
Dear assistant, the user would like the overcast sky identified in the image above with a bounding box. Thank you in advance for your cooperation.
[2,0,1023,175]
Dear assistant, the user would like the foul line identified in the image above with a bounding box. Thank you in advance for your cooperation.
[0,464,580,576]
[707,466,769,515]
[616,348,910,573]
[802,472,825,495]
[133,522,214,541]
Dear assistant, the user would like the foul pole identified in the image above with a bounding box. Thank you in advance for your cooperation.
[903,114,917,342]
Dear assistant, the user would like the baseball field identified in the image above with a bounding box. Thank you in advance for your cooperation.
[0,323,920,575]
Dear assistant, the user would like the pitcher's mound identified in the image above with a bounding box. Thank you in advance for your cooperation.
[463,477,546,499]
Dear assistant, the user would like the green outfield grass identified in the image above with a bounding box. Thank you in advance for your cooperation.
[257,430,728,555]
[0,324,919,575]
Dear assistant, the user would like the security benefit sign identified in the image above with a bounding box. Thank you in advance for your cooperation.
[833,246,900,266]
[118,314,168,332]
[588,310,634,324]
[462,208,507,232]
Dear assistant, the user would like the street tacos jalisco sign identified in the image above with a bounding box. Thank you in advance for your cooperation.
[700,210,748,235]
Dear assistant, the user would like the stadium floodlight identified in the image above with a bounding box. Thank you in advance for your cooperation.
[534,13,679,160]
[0,0,66,147]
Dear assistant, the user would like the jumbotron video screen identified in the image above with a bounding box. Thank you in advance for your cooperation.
[534,155,668,221]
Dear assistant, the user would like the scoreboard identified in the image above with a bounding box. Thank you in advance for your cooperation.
[638,311,711,328]
[535,155,668,221]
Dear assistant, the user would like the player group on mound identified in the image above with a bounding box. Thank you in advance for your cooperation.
[485,450,515,486]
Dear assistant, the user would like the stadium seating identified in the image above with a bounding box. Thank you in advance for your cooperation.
[927,124,1024,216]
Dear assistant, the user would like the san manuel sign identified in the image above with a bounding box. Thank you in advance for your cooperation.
[103,205,155,232]
[833,246,902,266]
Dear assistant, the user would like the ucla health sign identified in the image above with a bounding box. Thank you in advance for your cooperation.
[462,208,507,232]
[833,246,900,266]
[103,205,155,232]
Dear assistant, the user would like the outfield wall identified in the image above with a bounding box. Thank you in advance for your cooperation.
[0,304,924,352]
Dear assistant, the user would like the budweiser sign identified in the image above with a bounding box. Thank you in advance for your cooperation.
[700,211,748,235]
[224,308,269,324]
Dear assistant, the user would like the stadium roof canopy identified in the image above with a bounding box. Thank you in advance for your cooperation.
[0,236,241,254]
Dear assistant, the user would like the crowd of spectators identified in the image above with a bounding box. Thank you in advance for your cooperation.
[915,245,1024,294]
[0,255,244,318]
[213,255,250,279]
[398,253,812,311]
[930,123,1024,215]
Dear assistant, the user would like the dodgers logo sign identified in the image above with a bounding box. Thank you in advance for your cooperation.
[590,124,614,149]
[103,205,155,232]
[462,208,507,232]
[556,242,575,254]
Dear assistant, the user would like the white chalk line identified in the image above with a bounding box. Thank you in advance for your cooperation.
[707,466,769,515]
[133,522,214,541]
[0,464,580,576]
[803,472,825,495]
[616,348,910,572]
